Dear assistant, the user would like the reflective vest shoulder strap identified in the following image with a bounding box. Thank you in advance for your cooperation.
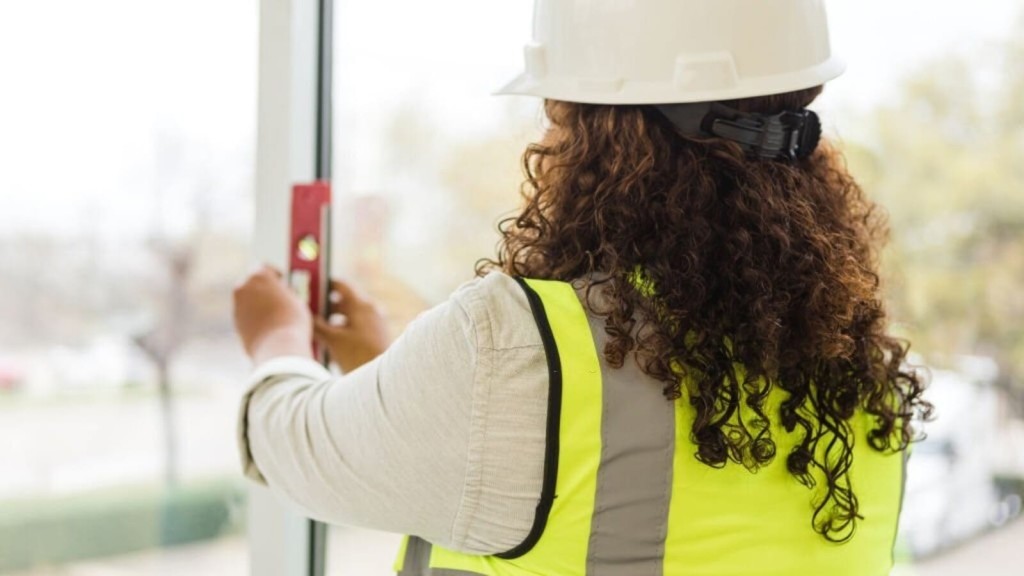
[398,277,606,576]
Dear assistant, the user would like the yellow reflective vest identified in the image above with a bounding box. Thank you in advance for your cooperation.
[396,278,905,576]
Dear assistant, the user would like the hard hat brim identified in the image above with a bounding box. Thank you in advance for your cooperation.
[494,57,846,105]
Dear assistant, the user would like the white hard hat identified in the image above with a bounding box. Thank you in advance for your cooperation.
[497,0,845,105]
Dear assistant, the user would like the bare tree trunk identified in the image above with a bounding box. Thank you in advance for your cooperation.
[156,359,180,488]
[134,245,193,489]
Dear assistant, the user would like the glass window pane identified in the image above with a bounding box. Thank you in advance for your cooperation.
[0,1,256,574]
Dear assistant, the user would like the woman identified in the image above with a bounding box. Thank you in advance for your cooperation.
[233,1,931,574]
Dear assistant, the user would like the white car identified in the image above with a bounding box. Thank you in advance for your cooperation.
[897,364,1006,558]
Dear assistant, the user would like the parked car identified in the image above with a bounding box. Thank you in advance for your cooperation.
[0,358,25,392]
[898,363,1006,558]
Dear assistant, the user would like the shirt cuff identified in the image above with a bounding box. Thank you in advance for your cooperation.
[250,355,332,385]
[237,356,333,484]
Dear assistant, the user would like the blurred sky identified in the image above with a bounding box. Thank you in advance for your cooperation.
[0,0,1019,240]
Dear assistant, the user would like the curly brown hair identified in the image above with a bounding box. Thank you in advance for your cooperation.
[477,88,932,542]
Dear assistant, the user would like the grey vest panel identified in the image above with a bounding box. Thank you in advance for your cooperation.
[584,311,676,576]
[397,537,430,576]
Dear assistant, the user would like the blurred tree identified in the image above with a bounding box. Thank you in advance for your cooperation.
[132,133,250,487]
[133,226,247,487]
[0,235,79,345]
[435,108,537,288]
[367,99,539,301]
[134,239,192,487]
[847,14,1024,410]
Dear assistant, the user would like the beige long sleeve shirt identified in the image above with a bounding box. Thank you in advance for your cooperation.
[237,271,550,555]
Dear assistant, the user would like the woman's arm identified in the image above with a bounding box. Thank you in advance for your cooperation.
[233,271,548,554]
[238,289,476,546]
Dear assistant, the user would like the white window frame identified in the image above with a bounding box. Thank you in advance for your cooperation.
[250,0,332,574]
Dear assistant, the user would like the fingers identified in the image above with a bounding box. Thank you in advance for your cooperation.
[327,277,362,302]
[313,315,333,330]
[314,314,352,329]
[253,264,284,283]
[313,316,334,335]
[325,278,368,315]
[236,263,285,290]
[261,264,284,280]
[313,316,352,343]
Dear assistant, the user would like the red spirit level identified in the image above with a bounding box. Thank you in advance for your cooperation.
[289,181,332,358]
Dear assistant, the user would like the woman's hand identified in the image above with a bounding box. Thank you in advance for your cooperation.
[233,265,313,365]
[313,278,391,373]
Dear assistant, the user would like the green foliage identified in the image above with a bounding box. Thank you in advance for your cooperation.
[0,478,246,573]
[376,98,540,298]
[845,18,1024,399]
